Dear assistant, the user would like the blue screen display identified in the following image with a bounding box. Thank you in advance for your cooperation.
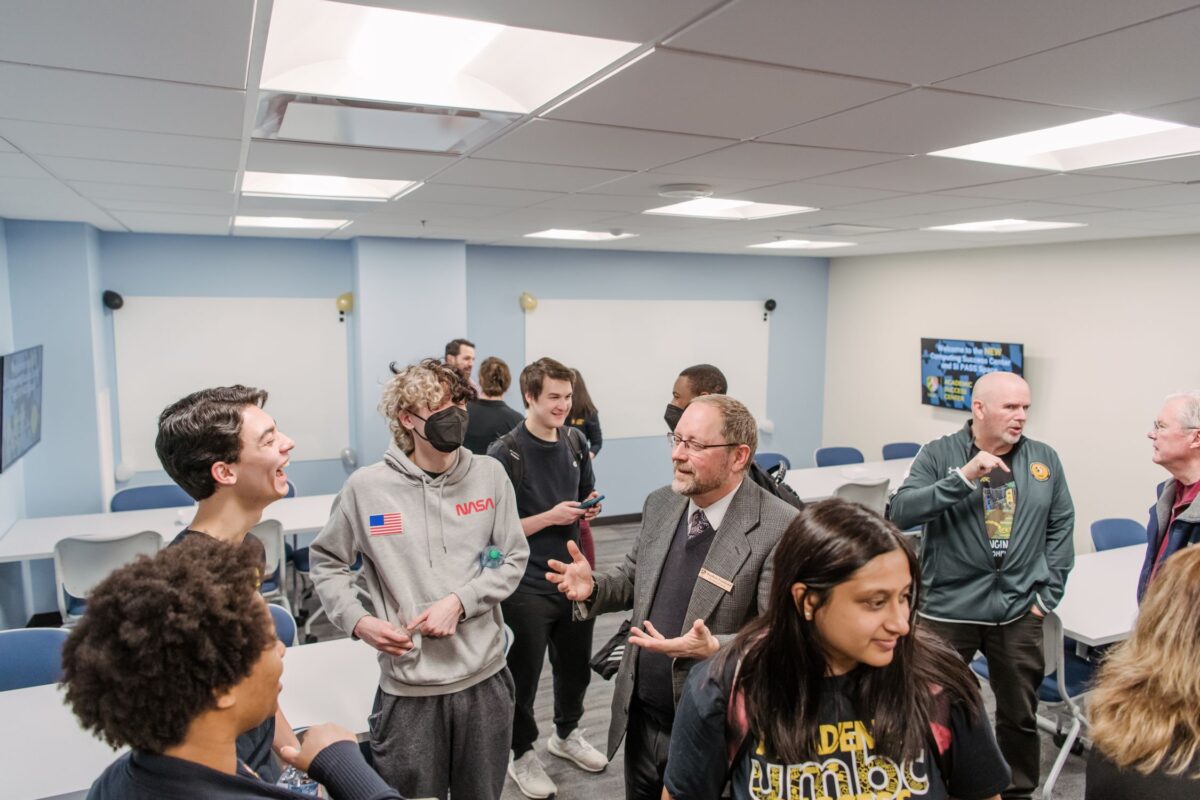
[1,345,43,472]
[920,338,1023,411]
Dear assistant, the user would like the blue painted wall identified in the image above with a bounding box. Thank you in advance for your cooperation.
[465,246,829,516]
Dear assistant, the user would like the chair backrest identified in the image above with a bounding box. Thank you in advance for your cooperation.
[753,452,791,473]
[881,442,920,460]
[0,628,70,691]
[53,530,162,620]
[1090,518,1147,551]
[251,519,287,595]
[815,446,865,467]
[268,603,297,647]
[833,478,890,516]
[1040,611,1062,679]
[285,480,297,498]
[110,484,194,512]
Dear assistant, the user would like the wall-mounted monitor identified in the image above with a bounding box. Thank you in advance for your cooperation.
[921,338,1023,411]
[1,344,43,472]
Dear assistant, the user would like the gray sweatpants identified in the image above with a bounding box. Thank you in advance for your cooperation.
[368,668,515,800]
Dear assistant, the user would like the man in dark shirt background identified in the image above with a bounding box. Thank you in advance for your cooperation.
[488,357,605,798]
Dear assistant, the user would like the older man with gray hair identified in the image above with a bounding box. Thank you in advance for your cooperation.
[891,370,1075,800]
[547,394,798,800]
[1139,391,1200,601]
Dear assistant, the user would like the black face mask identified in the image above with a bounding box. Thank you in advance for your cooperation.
[664,403,684,432]
[413,407,469,453]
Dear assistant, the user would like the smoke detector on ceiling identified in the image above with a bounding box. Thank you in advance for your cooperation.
[657,183,714,199]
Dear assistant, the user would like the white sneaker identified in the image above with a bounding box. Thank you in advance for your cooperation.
[547,728,608,773]
[508,750,557,799]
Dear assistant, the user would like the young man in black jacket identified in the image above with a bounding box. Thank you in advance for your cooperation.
[61,538,404,800]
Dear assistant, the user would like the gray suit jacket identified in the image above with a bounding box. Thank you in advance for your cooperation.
[577,478,799,758]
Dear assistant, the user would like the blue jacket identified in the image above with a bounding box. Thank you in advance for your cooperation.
[1137,479,1200,601]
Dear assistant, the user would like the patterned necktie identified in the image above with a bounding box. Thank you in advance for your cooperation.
[689,509,713,540]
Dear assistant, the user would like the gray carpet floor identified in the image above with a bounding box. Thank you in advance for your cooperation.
[302,520,1087,799]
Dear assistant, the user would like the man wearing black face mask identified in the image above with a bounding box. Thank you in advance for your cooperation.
[664,363,728,432]
[311,358,529,800]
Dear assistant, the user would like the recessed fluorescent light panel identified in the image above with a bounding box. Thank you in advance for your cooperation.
[234,216,348,230]
[923,219,1087,233]
[241,172,421,202]
[261,0,639,114]
[525,229,638,241]
[930,114,1200,171]
[749,239,856,249]
[644,198,818,221]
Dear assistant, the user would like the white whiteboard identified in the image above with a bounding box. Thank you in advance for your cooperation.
[113,296,349,472]
[525,300,769,439]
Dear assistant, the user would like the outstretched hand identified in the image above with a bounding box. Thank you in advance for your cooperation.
[628,618,719,659]
[546,539,594,601]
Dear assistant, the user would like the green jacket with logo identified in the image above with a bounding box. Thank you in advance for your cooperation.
[891,422,1075,624]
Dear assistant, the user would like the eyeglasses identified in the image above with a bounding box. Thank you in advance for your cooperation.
[1152,420,1200,433]
[666,432,741,453]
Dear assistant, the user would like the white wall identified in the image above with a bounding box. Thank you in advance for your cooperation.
[823,233,1200,553]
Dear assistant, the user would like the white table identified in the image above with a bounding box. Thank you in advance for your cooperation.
[1054,544,1143,647]
[0,493,337,565]
[783,458,914,501]
[1,637,379,800]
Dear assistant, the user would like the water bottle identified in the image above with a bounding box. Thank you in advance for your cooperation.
[479,547,503,570]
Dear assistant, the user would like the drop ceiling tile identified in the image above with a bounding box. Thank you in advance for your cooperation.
[937,8,1200,110]
[0,152,53,179]
[590,212,738,231]
[109,210,232,235]
[433,158,632,192]
[670,0,1198,85]
[1116,215,1200,232]
[45,157,233,191]
[0,177,121,227]
[0,0,253,88]
[653,142,904,182]
[724,183,905,207]
[0,64,245,139]
[474,119,730,171]
[828,193,1010,217]
[1068,182,1200,209]
[1138,95,1200,127]
[0,138,17,153]
[410,184,562,207]
[865,200,1107,230]
[236,195,391,215]
[246,141,456,181]
[528,193,660,214]
[72,181,236,210]
[547,49,904,139]
[359,0,720,42]
[1053,209,1186,226]
[0,120,241,170]
[481,207,627,230]
[583,171,775,198]
[763,89,1099,154]
[361,200,510,221]
[947,173,1164,200]
[810,156,1046,193]
[1079,153,1200,183]
[94,199,239,215]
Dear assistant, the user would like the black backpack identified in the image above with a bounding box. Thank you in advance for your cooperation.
[497,424,587,491]
[748,461,805,510]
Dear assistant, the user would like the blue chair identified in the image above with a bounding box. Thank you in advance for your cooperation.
[291,547,363,643]
[110,484,194,512]
[754,452,791,474]
[882,442,920,460]
[814,446,864,467]
[1090,518,1146,551]
[285,480,296,498]
[269,603,297,647]
[0,628,70,691]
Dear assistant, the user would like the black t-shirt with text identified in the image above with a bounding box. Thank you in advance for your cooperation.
[665,659,1010,800]
[488,424,595,593]
[970,439,1021,568]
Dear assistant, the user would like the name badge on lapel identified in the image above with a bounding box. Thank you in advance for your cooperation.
[698,568,734,593]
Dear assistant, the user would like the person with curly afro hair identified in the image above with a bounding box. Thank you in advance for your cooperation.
[61,537,405,799]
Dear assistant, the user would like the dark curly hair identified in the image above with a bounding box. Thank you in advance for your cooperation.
[61,537,275,752]
[155,385,268,500]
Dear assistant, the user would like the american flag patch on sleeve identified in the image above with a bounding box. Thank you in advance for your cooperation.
[368,513,404,535]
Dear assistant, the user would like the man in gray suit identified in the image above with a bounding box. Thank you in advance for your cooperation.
[547,394,798,800]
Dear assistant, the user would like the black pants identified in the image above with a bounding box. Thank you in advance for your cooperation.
[624,701,673,800]
[502,590,595,756]
[925,613,1045,800]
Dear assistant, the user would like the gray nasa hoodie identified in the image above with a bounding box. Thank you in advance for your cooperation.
[310,444,528,696]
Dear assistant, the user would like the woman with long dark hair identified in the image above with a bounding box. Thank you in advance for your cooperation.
[664,498,1010,800]
[566,367,602,568]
